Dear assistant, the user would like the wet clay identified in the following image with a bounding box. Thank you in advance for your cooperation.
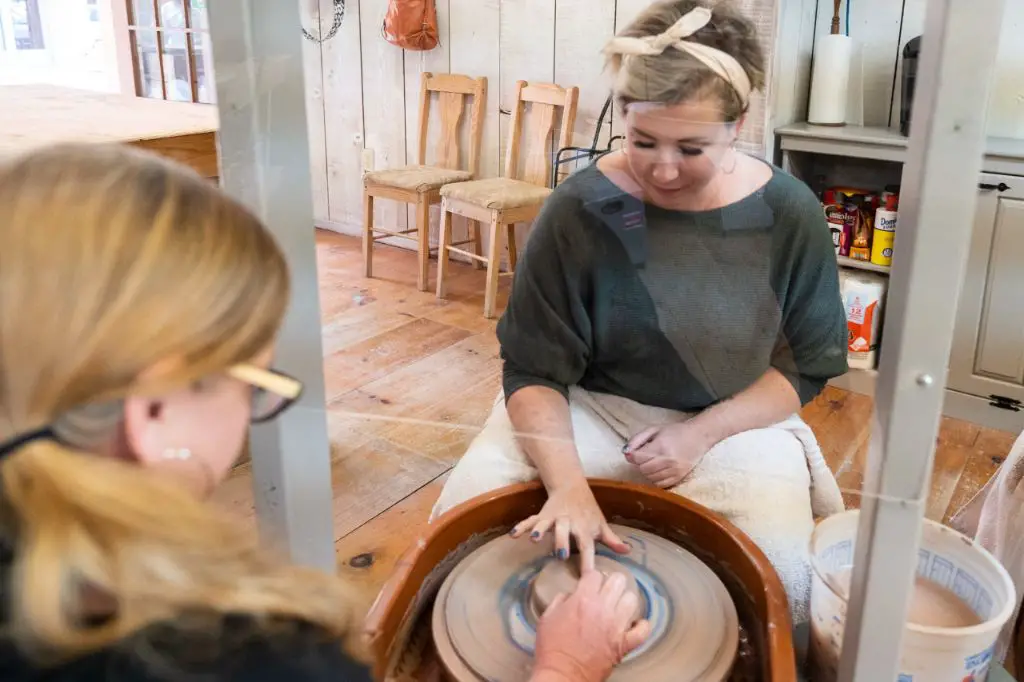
[529,555,645,623]
[366,479,798,682]
[431,523,740,682]
[834,569,982,628]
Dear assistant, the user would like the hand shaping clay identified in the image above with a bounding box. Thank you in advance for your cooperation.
[431,523,740,682]
[529,554,644,623]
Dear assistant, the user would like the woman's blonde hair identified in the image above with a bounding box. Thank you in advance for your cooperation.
[0,143,362,664]
[607,0,766,121]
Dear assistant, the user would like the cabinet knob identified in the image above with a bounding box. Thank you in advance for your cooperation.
[978,182,1011,192]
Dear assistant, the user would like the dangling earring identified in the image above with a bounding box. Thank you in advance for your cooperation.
[723,143,739,175]
[162,447,192,461]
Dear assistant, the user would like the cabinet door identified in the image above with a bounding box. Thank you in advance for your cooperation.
[948,173,1024,407]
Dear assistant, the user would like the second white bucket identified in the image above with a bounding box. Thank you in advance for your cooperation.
[808,510,1015,682]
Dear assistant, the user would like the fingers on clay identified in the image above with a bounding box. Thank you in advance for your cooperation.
[511,515,538,537]
[602,526,631,555]
[576,536,596,573]
[531,518,554,541]
[554,518,571,559]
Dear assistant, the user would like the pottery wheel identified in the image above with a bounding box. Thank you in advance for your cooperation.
[431,524,739,682]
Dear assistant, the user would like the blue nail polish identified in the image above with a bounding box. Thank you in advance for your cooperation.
[509,528,517,536]
[531,531,541,539]
[558,548,568,560]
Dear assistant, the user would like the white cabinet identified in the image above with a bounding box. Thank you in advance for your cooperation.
[948,174,1024,412]
[776,124,1024,431]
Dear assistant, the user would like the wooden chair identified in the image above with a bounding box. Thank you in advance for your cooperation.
[362,73,487,291]
[435,80,579,318]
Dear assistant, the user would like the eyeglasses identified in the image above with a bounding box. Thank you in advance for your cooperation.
[226,364,304,423]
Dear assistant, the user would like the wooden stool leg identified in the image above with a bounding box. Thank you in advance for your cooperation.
[505,223,518,271]
[483,215,503,319]
[436,201,454,300]
[362,190,374,278]
[416,195,431,292]
[471,220,484,270]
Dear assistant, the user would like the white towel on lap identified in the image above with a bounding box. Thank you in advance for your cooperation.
[431,387,846,627]
[950,430,1024,665]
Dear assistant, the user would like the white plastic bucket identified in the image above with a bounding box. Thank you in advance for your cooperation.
[808,510,1015,682]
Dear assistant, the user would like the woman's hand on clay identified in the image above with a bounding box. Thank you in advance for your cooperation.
[624,422,714,489]
[510,479,630,573]
[532,571,652,682]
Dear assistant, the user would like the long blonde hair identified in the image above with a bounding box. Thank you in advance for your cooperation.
[0,143,361,663]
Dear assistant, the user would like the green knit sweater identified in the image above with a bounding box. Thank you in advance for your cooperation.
[496,161,849,411]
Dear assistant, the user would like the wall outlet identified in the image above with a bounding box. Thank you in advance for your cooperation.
[362,149,375,172]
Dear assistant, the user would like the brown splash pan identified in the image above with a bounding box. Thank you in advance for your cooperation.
[364,479,797,681]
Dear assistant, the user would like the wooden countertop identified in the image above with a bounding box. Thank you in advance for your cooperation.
[0,84,219,159]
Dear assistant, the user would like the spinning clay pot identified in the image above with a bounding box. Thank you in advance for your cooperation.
[526,554,644,622]
[365,479,797,682]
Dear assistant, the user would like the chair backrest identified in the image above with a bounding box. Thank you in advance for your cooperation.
[416,73,487,176]
[503,81,580,188]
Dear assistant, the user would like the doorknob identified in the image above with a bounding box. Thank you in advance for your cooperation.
[978,182,1011,192]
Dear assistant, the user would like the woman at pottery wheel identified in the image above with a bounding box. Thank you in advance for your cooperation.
[432,0,850,632]
[0,144,648,682]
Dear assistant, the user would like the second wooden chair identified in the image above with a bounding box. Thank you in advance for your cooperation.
[363,72,487,291]
[435,80,579,318]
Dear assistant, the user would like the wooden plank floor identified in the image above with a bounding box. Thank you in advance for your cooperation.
[213,229,1018,603]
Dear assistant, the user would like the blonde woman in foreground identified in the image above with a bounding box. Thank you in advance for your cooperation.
[0,144,648,682]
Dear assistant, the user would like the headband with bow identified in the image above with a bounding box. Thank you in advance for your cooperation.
[603,7,752,110]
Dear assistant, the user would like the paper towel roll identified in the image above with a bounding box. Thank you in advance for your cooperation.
[808,34,853,126]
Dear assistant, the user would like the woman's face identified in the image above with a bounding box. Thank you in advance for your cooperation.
[623,98,741,204]
[121,346,276,496]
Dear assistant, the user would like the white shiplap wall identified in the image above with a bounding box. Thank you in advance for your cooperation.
[316,0,364,231]
[299,1,330,223]
[302,0,780,234]
[811,0,1024,134]
[986,6,1024,139]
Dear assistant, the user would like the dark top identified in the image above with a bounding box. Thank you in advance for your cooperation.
[497,161,848,411]
[0,617,373,682]
[0,538,372,682]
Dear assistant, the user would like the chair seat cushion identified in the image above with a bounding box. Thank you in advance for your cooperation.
[440,177,552,210]
[364,165,473,192]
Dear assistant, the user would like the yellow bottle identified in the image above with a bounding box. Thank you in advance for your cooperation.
[870,208,897,267]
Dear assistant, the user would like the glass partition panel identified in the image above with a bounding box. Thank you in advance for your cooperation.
[201,1,1020,679]
[3,0,1017,680]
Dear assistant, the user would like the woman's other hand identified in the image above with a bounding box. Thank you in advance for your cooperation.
[510,480,629,573]
[624,421,713,488]
[532,571,651,682]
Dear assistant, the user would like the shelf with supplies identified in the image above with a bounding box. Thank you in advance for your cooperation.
[775,123,1024,433]
[836,255,890,275]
